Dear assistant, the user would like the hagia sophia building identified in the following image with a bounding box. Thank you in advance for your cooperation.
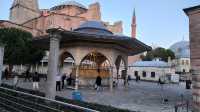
[0,0,139,64]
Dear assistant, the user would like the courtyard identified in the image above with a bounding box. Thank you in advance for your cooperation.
[2,78,192,112]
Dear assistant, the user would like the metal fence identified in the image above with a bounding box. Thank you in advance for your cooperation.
[0,87,100,112]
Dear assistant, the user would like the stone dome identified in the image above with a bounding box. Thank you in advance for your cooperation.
[74,21,113,35]
[51,1,87,10]
[169,41,190,58]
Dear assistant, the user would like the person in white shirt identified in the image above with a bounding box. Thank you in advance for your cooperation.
[32,72,40,90]
[56,74,61,91]
[13,74,18,88]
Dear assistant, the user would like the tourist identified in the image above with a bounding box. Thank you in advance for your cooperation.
[135,74,139,82]
[4,67,9,80]
[56,74,61,91]
[158,78,161,85]
[67,73,72,86]
[122,73,126,86]
[32,72,40,90]
[138,75,141,82]
[61,73,66,89]
[127,75,131,85]
[13,74,19,88]
[95,75,102,91]
[24,68,31,82]
[186,79,192,89]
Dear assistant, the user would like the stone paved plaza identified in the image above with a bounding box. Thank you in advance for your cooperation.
[2,79,192,112]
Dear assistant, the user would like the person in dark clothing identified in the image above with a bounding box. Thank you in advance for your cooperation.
[95,75,102,91]
[61,73,66,89]
[135,74,139,82]
[158,78,161,85]
[67,74,72,86]
[32,72,40,90]
[186,80,192,89]
[24,68,31,82]
[56,74,61,91]
[122,73,126,86]
[4,67,9,80]
[127,75,131,85]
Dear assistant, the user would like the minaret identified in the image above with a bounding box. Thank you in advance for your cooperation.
[10,0,40,24]
[131,9,136,38]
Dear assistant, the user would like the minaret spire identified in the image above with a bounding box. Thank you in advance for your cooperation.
[131,8,137,38]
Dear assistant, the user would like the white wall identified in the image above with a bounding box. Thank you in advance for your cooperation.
[128,66,173,82]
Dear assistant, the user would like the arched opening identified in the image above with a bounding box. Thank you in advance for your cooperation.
[76,51,111,86]
[114,55,127,85]
[59,51,75,77]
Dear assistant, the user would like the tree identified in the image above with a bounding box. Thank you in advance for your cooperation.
[141,47,175,62]
[0,28,45,71]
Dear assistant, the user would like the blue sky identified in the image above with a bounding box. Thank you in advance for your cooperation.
[0,0,200,48]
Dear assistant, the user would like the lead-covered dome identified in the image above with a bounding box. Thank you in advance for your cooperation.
[130,61,170,68]
[51,1,87,10]
[74,21,113,35]
[169,41,190,58]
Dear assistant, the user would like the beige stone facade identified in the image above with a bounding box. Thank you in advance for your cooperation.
[2,0,123,37]
[10,0,40,24]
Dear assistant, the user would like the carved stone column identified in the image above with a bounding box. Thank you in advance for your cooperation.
[110,66,113,91]
[45,34,61,99]
[75,65,79,91]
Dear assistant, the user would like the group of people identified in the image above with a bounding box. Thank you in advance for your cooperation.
[24,68,40,90]
[56,73,74,91]
[3,67,40,90]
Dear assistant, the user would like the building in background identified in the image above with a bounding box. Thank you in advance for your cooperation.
[1,0,151,75]
[128,59,175,82]
[169,41,191,74]
[0,0,123,73]
[169,41,191,81]
[1,0,123,36]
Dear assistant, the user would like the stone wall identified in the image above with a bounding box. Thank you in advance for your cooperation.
[9,2,123,36]
[10,0,40,24]
[185,6,200,112]
[0,20,42,36]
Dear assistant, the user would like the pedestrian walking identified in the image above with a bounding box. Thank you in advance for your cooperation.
[13,74,19,88]
[135,74,139,82]
[24,68,31,82]
[4,67,9,80]
[127,75,131,85]
[67,73,72,86]
[32,72,40,90]
[61,73,66,89]
[56,74,61,91]
[95,75,102,91]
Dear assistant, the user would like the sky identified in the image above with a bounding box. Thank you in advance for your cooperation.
[0,0,200,48]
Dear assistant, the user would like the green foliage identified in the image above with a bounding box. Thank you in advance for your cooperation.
[141,47,175,62]
[0,28,45,65]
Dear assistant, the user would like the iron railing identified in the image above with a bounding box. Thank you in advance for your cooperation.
[0,87,99,112]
